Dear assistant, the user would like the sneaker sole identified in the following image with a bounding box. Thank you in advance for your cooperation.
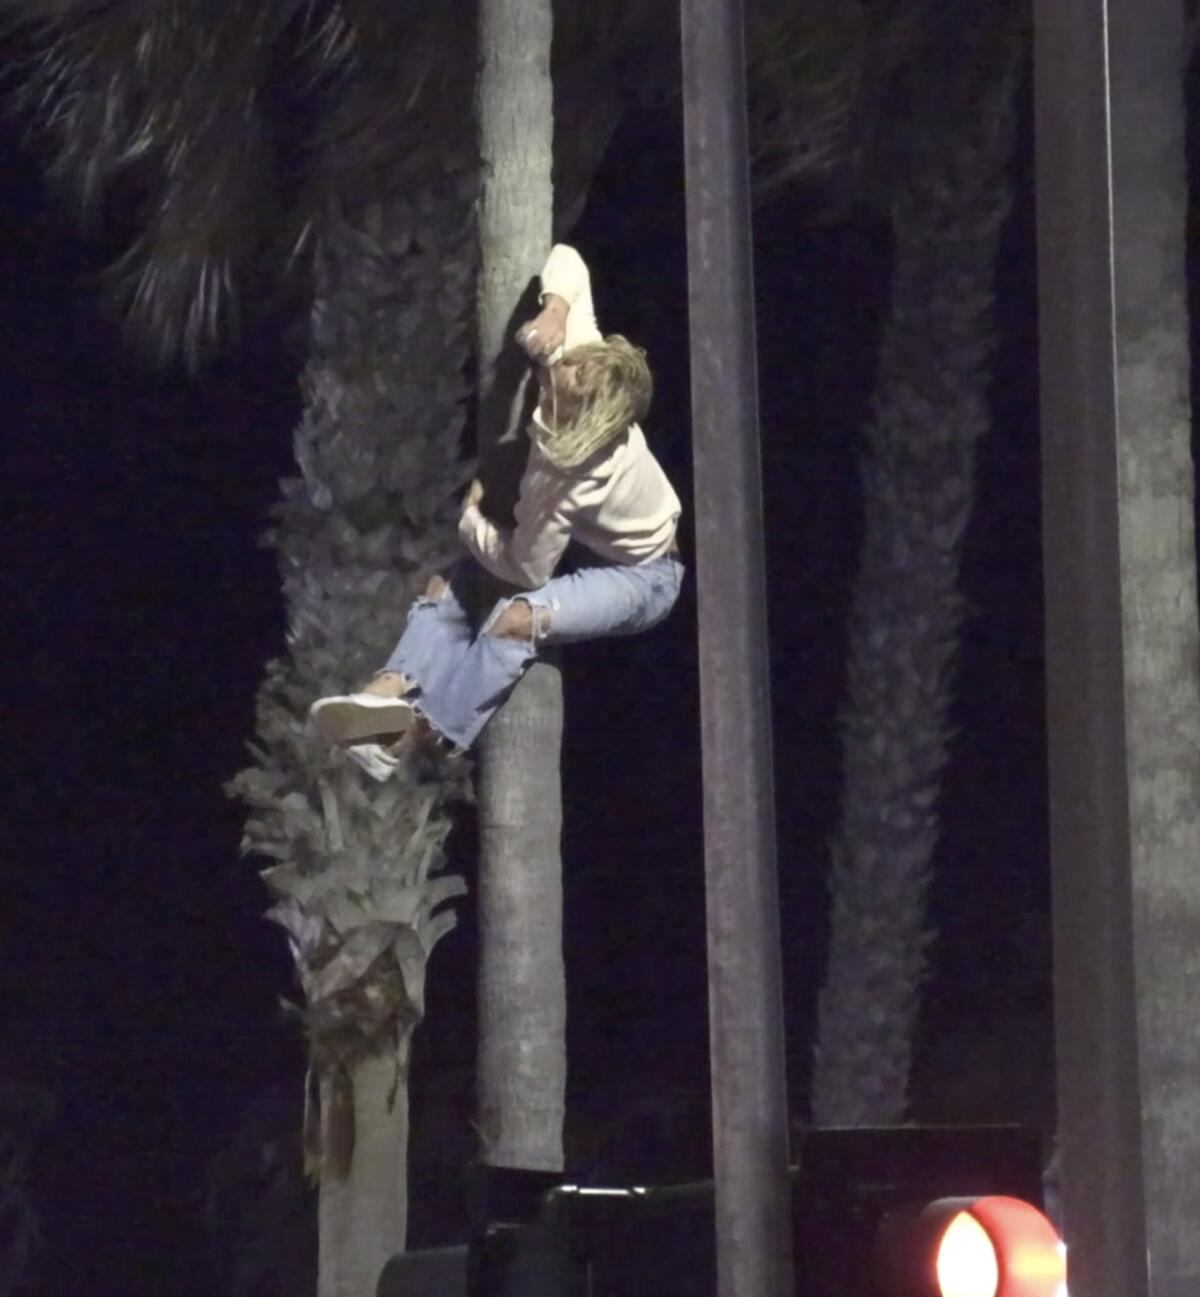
[310,694,418,744]
[344,743,401,782]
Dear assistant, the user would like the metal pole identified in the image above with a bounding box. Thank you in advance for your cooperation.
[679,5,794,1297]
[1036,0,1200,1293]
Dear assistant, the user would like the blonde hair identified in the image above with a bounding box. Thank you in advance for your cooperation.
[537,334,653,470]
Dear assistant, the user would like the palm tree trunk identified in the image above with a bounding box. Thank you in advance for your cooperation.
[473,0,565,1172]
[234,163,477,1297]
[810,26,1019,1126]
[317,1043,411,1297]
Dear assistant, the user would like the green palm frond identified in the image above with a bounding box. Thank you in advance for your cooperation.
[549,0,669,234]
[865,0,1022,194]
[296,8,474,223]
[2,0,461,370]
[747,0,867,206]
[744,0,934,214]
[7,1,317,201]
[5,0,311,366]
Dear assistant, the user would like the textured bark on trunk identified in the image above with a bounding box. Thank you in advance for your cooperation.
[476,667,566,1168]
[811,32,1018,1126]
[235,155,477,1297]
[473,0,565,1172]
[318,1043,412,1297]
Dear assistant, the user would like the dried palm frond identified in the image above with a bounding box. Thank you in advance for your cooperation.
[266,832,465,1180]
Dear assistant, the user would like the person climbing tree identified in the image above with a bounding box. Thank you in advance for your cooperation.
[309,244,684,778]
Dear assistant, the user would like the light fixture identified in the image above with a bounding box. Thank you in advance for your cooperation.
[876,1194,1066,1297]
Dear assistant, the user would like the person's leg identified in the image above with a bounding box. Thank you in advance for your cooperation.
[412,554,685,751]
[310,564,475,745]
[381,564,475,702]
[351,574,454,701]
[521,554,685,647]
[325,555,685,755]
[409,592,540,750]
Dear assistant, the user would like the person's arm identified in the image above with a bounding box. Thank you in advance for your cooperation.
[517,244,603,362]
[541,244,602,348]
[459,449,575,589]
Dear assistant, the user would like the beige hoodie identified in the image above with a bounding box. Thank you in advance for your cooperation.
[458,245,682,589]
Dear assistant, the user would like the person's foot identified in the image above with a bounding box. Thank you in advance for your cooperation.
[343,716,457,781]
[343,742,402,782]
[310,688,419,745]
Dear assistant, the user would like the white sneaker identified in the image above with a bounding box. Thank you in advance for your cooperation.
[344,742,401,782]
[310,693,419,744]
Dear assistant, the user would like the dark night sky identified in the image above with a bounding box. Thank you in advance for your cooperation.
[1,81,1051,1296]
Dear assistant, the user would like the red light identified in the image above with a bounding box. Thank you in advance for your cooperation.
[936,1211,999,1297]
[966,1197,1065,1297]
[876,1195,1065,1297]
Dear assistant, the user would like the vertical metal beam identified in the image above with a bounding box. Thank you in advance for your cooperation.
[1036,0,1200,1293]
[680,5,794,1297]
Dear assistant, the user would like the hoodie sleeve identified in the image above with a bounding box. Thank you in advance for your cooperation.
[458,451,576,589]
[540,244,603,350]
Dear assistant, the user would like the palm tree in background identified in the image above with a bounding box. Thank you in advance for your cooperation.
[699,0,1027,1133]
[810,1,1023,1124]
[7,7,479,1292]
[2,2,656,1291]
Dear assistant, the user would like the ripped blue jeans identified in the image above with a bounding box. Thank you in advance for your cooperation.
[383,553,685,750]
